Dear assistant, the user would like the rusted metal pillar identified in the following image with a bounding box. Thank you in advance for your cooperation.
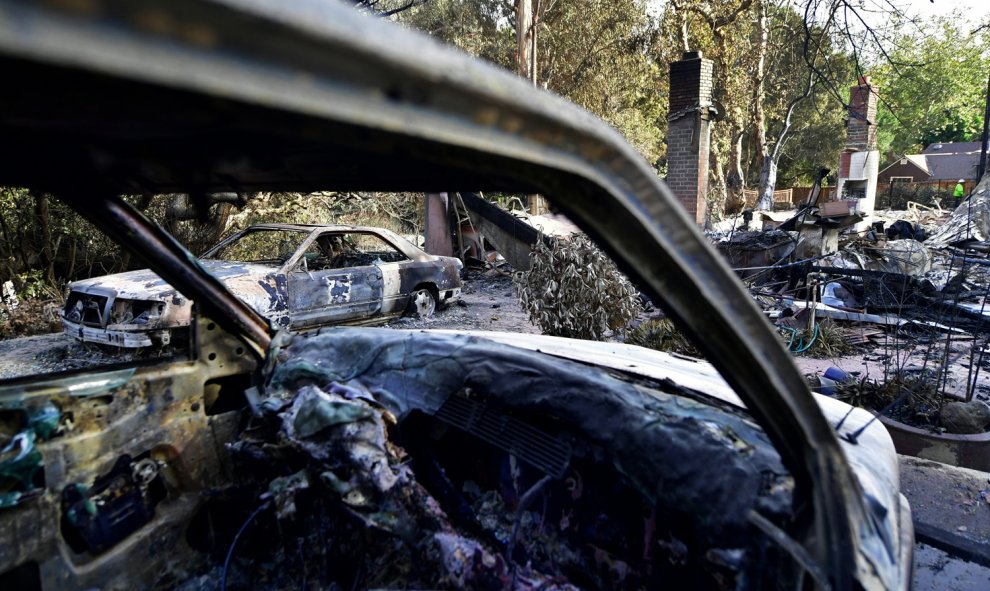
[424,192,453,257]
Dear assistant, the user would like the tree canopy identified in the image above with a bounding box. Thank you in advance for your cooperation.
[872,15,990,159]
[2,0,988,297]
[398,0,987,216]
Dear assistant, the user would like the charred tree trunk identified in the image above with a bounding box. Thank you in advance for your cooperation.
[752,0,773,211]
[31,191,56,286]
[727,128,746,211]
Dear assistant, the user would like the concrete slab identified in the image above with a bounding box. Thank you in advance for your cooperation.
[913,543,990,590]
[900,455,990,588]
[900,456,990,546]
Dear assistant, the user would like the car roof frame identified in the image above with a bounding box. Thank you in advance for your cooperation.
[0,0,874,586]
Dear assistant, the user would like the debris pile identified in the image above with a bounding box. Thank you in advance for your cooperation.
[0,297,62,340]
[715,174,990,438]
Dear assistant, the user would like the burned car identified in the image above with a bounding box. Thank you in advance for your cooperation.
[61,224,461,347]
[0,1,911,590]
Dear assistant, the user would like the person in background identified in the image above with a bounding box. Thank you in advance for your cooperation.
[954,179,966,206]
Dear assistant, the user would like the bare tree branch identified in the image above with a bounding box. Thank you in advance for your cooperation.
[350,0,426,18]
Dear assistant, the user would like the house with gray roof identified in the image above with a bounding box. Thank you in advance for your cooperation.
[877,142,981,185]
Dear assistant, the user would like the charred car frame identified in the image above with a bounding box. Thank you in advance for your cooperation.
[61,224,461,347]
[0,1,911,590]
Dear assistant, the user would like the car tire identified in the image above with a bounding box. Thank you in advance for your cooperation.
[407,287,437,318]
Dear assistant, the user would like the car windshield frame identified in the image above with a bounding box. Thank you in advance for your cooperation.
[201,227,312,267]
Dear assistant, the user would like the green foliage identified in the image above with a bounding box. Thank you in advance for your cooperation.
[514,234,641,340]
[873,15,990,159]
[538,0,665,163]
[399,0,666,163]
[224,192,421,237]
[399,0,514,69]
[12,270,60,300]
[625,318,701,357]
[0,187,99,293]
[758,7,854,187]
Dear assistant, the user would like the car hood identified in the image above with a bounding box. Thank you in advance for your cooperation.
[66,261,277,301]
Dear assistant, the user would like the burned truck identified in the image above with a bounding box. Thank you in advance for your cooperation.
[0,1,911,590]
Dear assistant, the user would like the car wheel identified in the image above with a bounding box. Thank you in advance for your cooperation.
[408,288,437,318]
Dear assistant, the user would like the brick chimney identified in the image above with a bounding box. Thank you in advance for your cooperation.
[667,51,715,225]
[846,76,878,151]
[836,76,880,227]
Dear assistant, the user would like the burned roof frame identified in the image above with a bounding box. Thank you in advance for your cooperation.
[0,0,875,587]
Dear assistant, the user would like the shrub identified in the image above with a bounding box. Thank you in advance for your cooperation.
[514,234,641,340]
[624,318,701,357]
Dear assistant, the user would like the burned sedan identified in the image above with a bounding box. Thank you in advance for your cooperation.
[0,1,910,590]
[61,224,462,347]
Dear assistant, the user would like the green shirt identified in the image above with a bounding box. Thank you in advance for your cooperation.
[954,183,966,198]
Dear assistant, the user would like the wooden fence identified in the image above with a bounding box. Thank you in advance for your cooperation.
[741,188,794,209]
[788,186,834,205]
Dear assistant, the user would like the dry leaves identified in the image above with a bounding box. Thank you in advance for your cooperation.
[514,234,641,340]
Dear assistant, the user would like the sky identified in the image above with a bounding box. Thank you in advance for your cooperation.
[901,0,989,23]
[816,0,989,29]
[647,1,990,26]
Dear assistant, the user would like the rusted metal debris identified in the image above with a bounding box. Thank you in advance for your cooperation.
[715,175,990,446]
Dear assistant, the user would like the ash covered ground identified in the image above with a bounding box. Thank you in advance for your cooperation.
[0,269,537,381]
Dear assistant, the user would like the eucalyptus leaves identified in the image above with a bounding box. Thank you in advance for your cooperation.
[514,234,641,340]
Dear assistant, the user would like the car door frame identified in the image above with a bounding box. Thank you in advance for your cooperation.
[281,230,384,328]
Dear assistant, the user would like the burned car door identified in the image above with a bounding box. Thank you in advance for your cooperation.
[285,233,384,328]
[0,316,257,590]
[349,232,411,315]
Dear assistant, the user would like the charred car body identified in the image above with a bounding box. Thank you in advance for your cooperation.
[61,224,461,347]
[0,1,911,590]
